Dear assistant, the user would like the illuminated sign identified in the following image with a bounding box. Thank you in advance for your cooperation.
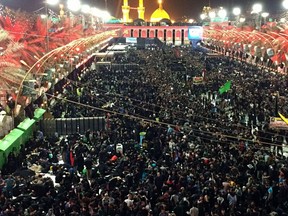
[269,117,288,130]
[188,26,203,41]
[126,37,137,44]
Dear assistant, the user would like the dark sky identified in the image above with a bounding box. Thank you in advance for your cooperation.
[1,0,284,20]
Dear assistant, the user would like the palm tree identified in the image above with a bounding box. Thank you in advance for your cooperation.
[0,13,45,67]
[0,29,25,91]
[0,10,89,67]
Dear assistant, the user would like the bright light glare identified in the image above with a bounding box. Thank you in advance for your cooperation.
[81,4,91,14]
[239,17,246,23]
[252,3,262,14]
[67,0,81,12]
[208,11,216,19]
[261,12,269,18]
[46,0,59,5]
[188,19,194,23]
[200,13,206,20]
[99,11,111,22]
[233,7,241,16]
[91,7,100,16]
[40,14,47,19]
[90,8,111,21]
[218,8,227,19]
[283,0,288,9]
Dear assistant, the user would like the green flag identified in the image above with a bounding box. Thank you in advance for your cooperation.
[219,80,231,94]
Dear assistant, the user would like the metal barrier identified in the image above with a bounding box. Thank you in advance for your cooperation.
[39,117,106,136]
[96,62,139,70]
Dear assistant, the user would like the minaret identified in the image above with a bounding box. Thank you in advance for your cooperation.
[137,0,145,20]
[122,0,130,22]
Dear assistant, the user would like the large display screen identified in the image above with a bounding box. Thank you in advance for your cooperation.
[188,26,203,41]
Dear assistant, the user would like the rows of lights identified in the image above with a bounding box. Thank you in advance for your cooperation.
[200,3,270,22]
[46,0,111,21]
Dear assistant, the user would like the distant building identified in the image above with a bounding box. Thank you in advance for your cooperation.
[121,0,171,23]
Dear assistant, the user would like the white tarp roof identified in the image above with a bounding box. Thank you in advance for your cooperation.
[107,44,128,51]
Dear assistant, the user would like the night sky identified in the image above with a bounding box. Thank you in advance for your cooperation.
[1,0,285,20]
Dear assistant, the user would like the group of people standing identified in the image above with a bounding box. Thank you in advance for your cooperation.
[0,43,287,216]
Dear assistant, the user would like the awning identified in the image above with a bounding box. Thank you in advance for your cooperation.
[34,108,46,121]
[17,118,36,140]
[0,128,24,156]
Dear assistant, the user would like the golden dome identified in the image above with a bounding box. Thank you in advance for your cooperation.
[150,9,170,22]
[150,0,170,22]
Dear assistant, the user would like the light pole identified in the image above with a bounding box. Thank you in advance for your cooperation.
[261,12,269,25]
[81,4,91,29]
[252,3,262,30]
[45,0,60,52]
[218,7,227,21]
[208,11,216,22]
[233,7,241,25]
[67,0,82,27]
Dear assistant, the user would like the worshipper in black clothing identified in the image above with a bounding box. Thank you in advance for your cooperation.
[84,155,93,179]
[2,44,288,216]
[75,153,85,173]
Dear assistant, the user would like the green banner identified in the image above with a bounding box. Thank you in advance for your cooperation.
[34,108,46,121]
[0,128,24,169]
[17,118,36,141]
[219,80,231,94]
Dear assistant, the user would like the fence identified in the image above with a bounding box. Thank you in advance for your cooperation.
[96,62,139,70]
[39,117,106,136]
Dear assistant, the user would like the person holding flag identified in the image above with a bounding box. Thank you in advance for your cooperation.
[219,80,231,95]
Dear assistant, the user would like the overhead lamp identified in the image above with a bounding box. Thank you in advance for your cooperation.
[200,13,206,20]
[46,0,59,5]
[67,0,81,12]
[208,11,216,19]
[218,8,227,19]
[81,4,91,14]
[252,3,262,14]
[261,12,269,18]
[283,0,288,9]
[233,7,241,16]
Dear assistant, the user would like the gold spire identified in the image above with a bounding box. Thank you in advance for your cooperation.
[158,0,163,10]
[150,0,170,22]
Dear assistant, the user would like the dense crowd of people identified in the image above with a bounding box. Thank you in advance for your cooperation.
[0,43,288,216]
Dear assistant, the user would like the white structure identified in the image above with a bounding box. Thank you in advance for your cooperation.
[0,111,13,138]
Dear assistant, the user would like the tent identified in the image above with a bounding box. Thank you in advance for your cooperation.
[8,128,25,151]
[34,108,46,122]
[106,17,122,24]
[0,128,24,169]
[17,118,36,141]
